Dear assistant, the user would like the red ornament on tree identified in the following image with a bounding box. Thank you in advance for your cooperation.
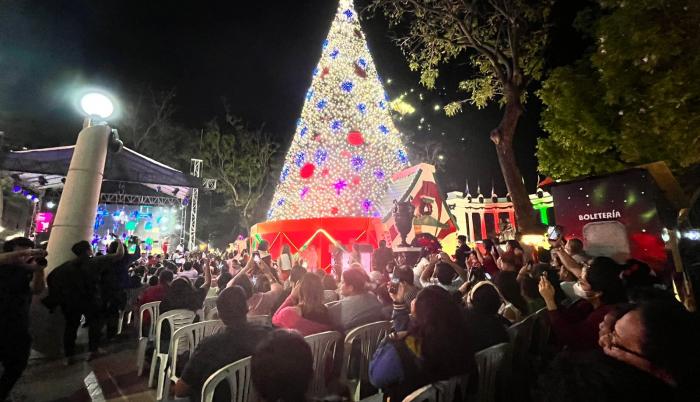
[351,175,361,185]
[321,168,329,177]
[354,63,367,78]
[331,207,339,215]
[340,150,351,158]
[299,163,315,179]
[347,131,365,146]
[320,67,330,79]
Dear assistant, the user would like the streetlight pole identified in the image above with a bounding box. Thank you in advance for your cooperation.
[45,119,112,272]
[33,93,118,357]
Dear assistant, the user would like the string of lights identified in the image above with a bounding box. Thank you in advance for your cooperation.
[267,0,409,220]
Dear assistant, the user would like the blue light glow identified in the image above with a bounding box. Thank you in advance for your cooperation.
[315,148,328,165]
[351,155,365,171]
[294,152,306,167]
[280,165,290,182]
[357,103,367,114]
[330,48,340,59]
[331,120,342,131]
[378,124,389,135]
[316,99,328,110]
[397,149,409,164]
[341,81,354,92]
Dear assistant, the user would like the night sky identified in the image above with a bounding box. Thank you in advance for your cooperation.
[0,0,587,195]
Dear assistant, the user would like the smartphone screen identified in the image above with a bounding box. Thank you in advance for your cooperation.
[546,226,560,241]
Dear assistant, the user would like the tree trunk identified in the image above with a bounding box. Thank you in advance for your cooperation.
[239,214,250,237]
[490,90,539,233]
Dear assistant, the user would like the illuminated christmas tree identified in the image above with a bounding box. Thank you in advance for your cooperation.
[267,0,409,221]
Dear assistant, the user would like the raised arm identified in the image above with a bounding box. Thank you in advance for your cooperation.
[0,249,45,266]
[259,259,283,291]
[440,252,468,282]
[31,269,46,295]
[200,259,212,289]
[420,254,439,285]
[475,248,484,265]
[552,248,583,279]
[228,256,255,288]
[93,239,125,263]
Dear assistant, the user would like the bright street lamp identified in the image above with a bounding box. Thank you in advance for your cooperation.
[80,92,114,119]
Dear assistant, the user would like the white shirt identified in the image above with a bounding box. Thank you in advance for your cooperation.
[179,269,199,280]
[413,257,430,289]
[278,254,293,271]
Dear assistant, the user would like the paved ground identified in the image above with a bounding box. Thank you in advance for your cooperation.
[11,329,156,402]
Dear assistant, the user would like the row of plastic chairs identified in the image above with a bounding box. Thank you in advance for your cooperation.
[403,308,551,402]
[136,302,547,402]
[142,314,273,399]
[200,320,392,402]
[156,315,272,400]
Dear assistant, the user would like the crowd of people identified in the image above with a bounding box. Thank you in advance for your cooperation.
[1,229,699,402]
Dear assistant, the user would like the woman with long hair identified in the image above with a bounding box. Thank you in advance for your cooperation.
[272,273,333,336]
[370,285,475,401]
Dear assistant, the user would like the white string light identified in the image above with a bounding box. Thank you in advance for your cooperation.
[267,0,408,220]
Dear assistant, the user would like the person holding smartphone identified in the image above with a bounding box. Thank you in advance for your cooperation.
[386,267,419,327]
[229,251,283,316]
[0,238,47,401]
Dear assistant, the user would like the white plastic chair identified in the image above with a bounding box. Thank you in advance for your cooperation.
[247,315,271,326]
[324,300,341,309]
[206,307,219,320]
[506,313,536,372]
[474,342,512,402]
[531,308,551,357]
[199,296,218,321]
[159,320,225,400]
[402,374,470,402]
[340,320,391,401]
[148,309,196,393]
[136,301,161,376]
[201,356,256,402]
[403,385,435,402]
[119,286,147,335]
[117,309,131,335]
[304,331,342,398]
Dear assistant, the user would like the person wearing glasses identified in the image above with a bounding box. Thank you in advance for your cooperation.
[598,300,699,396]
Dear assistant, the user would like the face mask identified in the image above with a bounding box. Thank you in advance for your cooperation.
[573,281,598,299]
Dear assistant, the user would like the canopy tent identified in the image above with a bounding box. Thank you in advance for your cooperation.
[1,145,202,246]
[2,145,200,197]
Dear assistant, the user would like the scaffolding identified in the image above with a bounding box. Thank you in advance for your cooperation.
[189,159,202,251]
